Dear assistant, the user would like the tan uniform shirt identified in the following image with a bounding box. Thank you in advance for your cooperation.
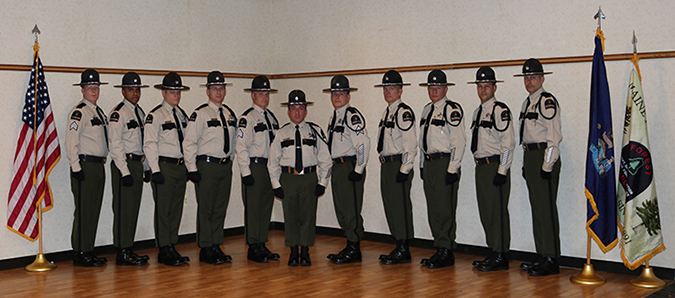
[235,104,279,177]
[143,101,188,173]
[108,99,149,176]
[519,87,562,172]
[377,99,418,174]
[327,104,371,174]
[183,101,238,172]
[268,121,333,189]
[471,97,515,175]
[419,97,466,174]
[66,99,108,172]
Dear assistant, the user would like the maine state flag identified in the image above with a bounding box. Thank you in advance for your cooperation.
[584,29,618,253]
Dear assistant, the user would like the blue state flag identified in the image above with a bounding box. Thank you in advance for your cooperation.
[585,29,618,253]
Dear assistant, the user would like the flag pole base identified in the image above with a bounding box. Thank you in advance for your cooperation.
[25,253,57,272]
[629,266,666,288]
[570,263,606,285]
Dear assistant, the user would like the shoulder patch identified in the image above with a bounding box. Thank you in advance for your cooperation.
[150,104,162,113]
[544,98,556,109]
[350,114,362,125]
[71,110,82,121]
[189,112,197,122]
[402,111,413,122]
[242,107,254,116]
[195,103,208,111]
[450,111,461,122]
[239,118,247,128]
[145,114,153,124]
[114,102,124,111]
[500,110,511,121]
[110,112,120,122]
[76,103,86,109]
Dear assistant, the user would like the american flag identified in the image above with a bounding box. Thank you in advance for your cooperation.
[7,51,61,241]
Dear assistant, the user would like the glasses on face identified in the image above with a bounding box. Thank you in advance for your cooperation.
[84,85,100,92]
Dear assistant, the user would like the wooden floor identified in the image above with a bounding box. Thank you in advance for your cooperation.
[0,230,668,298]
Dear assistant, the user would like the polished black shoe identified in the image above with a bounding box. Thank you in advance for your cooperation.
[421,248,443,267]
[332,241,361,264]
[380,240,411,265]
[116,248,148,266]
[520,254,544,271]
[476,252,509,272]
[169,245,190,264]
[248,243,269,263]
[328,240,350,261]
[128,249,150,261]
[300,246,312,266]
[200,247,225,265]
[261,243,280,261]
[426,248,454,269]
[528,257,560,276]
[158,245,188,266]
[212,244,232,263]
[73,252,106,267]
[288,246,299,266]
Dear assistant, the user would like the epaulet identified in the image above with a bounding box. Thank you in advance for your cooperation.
[150,104,162,113]
[541,91,554,98]
[398,102,413,110]
[195,103,209,110]
[344,107,366,132]
[76,102,86,109]
[221,104,236,118]
[307,122,321,129]
[280,122,291,129]
[113,102,125,111]
[242,107,254,116]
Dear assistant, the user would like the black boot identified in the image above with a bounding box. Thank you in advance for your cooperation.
[332,241,362,264]
[472,255,491,268]
[476,252,509,272]
[116,248,147,266]
[200,246,225,265]
[520,254,544,271]
[528,256,559,276]
[425,248,454,269]
[380,240,411,265]
[248,243,269,263]
[300,246,312,266]
[73,251,106,267]
[327,240,349,261]
[212,244,232,263]
[261,243,280,261]
[169,245,190,264]
[158,245,186,266]
[288,246,299,266]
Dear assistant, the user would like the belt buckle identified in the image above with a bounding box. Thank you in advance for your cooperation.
[379,156,385,163]
[102,157,107,164]
[298,168,305,175]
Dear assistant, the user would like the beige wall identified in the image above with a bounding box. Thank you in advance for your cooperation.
[1,0,674,269]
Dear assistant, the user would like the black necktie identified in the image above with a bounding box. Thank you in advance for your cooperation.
[134,105,144,144]
[422,104,435,152]
[377,108,389,153]
[172,108,184,154]
[96,106,109,150]
[264,110,275,142]
[519,97,531,145]
[471,105,482,154]
[295,125,303,172]
[327,110,337,154]
[219,107,230,154]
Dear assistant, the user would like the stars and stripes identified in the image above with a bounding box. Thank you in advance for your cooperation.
[7,51,61,241]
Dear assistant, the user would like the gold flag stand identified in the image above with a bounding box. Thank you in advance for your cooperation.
[571,235,605,285]
[25,204,57,272]
[629,261,666,288]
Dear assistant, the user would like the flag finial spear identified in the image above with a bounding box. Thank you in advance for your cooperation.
[594,7,605,30]
[632,30,638,54]
[32,24,41,43]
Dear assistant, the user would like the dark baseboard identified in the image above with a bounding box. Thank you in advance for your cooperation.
[1,223,672,280]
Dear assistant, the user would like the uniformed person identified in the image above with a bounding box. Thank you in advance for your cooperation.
[323,75,370,264]
[468,67,515,272]
[144,72,191,266]
[418,69,466,269]
[183,71,237,265]
[374,70,418,265]
[109,72,151,266]
[268,90,332,266]
[66,69,109,267]
[514,58,562,276]
[236,75,281,263]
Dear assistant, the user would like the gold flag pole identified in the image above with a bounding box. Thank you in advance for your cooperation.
[24,24,56,272]
[571,234,606,285]
[630,260,666,288]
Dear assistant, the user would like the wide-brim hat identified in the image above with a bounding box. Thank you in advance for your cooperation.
[200,70,233,87]
[281,89,314,106]
[244,75,278,92]
[374,70,411,87]
[114,72,149,88]
[513,58,552,76]
[154,72,190,90]
[419,69,455,86]
[323,74,358,92]
[73,69,108,86]
[468,66,504,84]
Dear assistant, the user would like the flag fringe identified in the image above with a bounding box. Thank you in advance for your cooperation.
[585,188,618,253]
[620,243,666,271]
[6,225,38,242]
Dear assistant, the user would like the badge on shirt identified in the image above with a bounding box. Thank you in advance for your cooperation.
[71,110,82,121]
[501,110,511,121]
[145,114,153,124]
[189,112,197,122]
[450,111,461,122]
[351,115,362,125]
[402,111,413,122]
[545,99,556,109]
[110,112,120,122]
[239,118,247,128]
[70,121,78,131]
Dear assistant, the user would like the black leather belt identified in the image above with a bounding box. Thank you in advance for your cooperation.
[79,154,106,163]
[250,157,268,164]
[159,156,184,165]
[523,142,548,151]
[333,156,356,164]
[281,165,317,175]
[424,152,450,161]
[197,155,230,164]
[125,153,145,162]
[379,154,402,164]
[475,155,500,165]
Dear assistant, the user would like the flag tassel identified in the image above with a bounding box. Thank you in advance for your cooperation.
[570,234,606,285]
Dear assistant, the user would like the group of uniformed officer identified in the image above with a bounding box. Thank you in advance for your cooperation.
[65,58,562,276]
